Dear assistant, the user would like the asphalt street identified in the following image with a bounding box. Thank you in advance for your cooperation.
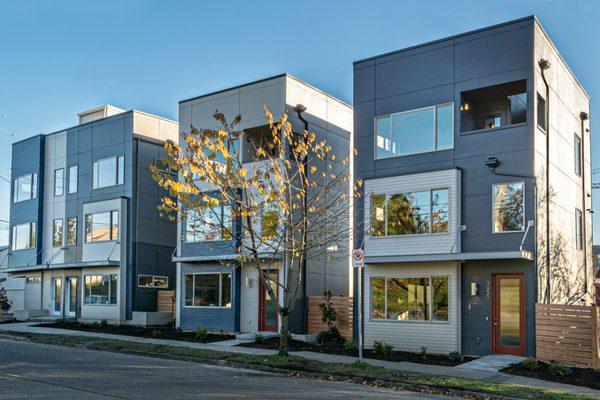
[0,338,453,399]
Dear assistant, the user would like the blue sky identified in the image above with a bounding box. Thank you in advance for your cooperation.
[0,0,599,246]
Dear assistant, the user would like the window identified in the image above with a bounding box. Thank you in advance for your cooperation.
[52,219,63,247]
[11,222,36,251]
[54,168,64,196]
[185,205,232,242]
[576,209,583,250]
[375,103,453,159]
[261,203,279,240]
[13,173,37,203]
[138,275,169,288]
[574,134,582,176]
[26,276,41,283]
[493,182,524,233]
[537,93,547,132]
[460,80,527,132]
[369,188,449,236]
[66,217,77,246]
[68,165,78,194]
[84,274,118,304]
[85,211,119,243]
[370,276,449,322]
[92,155,124,189]
[184,273,232,308]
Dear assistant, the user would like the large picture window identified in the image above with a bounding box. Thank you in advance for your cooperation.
[92,155,124,189]
[184,273,232,308]
[493,182,524,233]
[375,103,453,159]
[185,205,232,242]
[370,189,449,236]
[13,173,37,203]
[84,274,118,304]
[85,211,119,243]
[370,276,449,322]
[11,222,36,251]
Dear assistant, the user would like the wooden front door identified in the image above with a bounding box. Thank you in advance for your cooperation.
[259,270,278,332]
[492,273,526,356]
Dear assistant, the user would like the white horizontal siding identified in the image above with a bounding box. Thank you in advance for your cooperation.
[363,262,460,354]
[364,169,461,257]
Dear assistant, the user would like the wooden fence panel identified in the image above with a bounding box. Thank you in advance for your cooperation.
[307,296,353,341]
[157,290,175,315]
[535,303,599,368]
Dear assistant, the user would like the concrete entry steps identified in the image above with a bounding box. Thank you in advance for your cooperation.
[458,355,525,372]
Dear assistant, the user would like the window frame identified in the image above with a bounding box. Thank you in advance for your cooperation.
[369,275,450,324]
[492,181,525,234]
[574,134,582,177]
[374,102,454,160]
[84,210,120,243]
[92,155,125,189]
[68,165,78,194]
[137,274,169,289]
[12,172,38,203]
[66,217,77,246]
[54,168,64,197]
[185,205,233,243]
[52,218,63,248]
[11,221,36,251]
[575,208,583,251]
[537,93,547,132]
[83,274,118,305]
[183,272,232,309]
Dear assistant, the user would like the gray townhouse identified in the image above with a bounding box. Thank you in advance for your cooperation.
[353,16,593,357]
[5,105,178,324]
[175,74,353,334]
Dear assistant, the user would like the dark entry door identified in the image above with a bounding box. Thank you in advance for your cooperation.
[259,270,278,332]
[492,273,525,356]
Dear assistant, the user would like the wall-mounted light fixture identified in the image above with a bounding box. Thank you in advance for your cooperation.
[471,282,479,296]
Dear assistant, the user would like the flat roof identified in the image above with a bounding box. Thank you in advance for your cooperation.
[364,250,533,264]
[4,260,120,274]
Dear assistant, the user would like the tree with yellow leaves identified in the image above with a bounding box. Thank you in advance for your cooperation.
[152,107,361,355]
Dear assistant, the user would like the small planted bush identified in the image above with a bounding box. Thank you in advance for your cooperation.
[373,340,393,357]
[420,346,428,359]
[549,361,571,376]
[100,319,108,328]
[55,317,69,327]
[151,329,163,338]
[90,321,101,331]
[521,357,538,371]
[254,333,265,343]
[344,340,358,352]
[195,326,208,342]
[448,351,464,362]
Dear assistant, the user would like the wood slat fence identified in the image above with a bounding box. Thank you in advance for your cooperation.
[307,296,353,341]
[535,303,599,368]
[157,290,176,315]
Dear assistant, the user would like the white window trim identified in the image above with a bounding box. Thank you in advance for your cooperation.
[137,274,169,289]
[369,275,450,324]
[92,155,124,190]
[12,172,37,203]
[374,102,454,160]
[183,272,232,309]
[492,181,525,234]
[83,274,119,306]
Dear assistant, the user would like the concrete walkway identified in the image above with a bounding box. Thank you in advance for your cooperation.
[1,322,599,398]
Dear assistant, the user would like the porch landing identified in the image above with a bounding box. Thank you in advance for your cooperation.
[458,355,525,372]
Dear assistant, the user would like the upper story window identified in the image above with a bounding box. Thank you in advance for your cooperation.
[575,208,583,250]
[370,188,449,237]
[185,205,232,242]
[92,155,124,189]
[11,222,36,251]
[492,182,524,233]
[537,93,547,132]
[68,165,78,194]
[574,134,582,177]
[54,168,64,196]
[85,210,119,243]
[375,103,453,159]
[52,219,63,248]
[66,217,77,246]
[460,80,527,133]
[13,173,37,203]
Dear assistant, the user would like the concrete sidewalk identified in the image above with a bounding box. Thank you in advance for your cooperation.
[1,322,599,398]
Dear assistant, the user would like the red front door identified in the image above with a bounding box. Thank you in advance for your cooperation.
[259,270,278,332]
[492,273,526,356]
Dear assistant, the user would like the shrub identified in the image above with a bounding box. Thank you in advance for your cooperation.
[195,326,208,342]
[521,357,538,370]
[549,361,571,376]
[90,321,100,331]
[319,290,338,335]
[175,327,183,335]
[100,319,108,328]
[373,340,393,357]
[420,346,428,359]
[344,340,358,351]
[0,278,12,317]
[448,351,464,362]
[55,317,69,327]
[254,333,265,343]
[151,329,163,338]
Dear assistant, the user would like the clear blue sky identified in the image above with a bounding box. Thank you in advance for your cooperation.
[1,0,599,246]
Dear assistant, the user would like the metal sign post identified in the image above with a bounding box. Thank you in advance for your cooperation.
[352,249,364,361]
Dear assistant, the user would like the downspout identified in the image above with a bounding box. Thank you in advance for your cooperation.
[580,112,590,299]
[539,59,551,303]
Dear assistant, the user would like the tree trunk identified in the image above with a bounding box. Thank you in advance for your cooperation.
[278,312,289,356]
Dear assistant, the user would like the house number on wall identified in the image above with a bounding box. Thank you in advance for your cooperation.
[485,281,491,300]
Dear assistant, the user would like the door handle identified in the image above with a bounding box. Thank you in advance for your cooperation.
[493,320,498,326]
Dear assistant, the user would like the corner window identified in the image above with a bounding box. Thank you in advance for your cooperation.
[138,275,169,288]
[460,80,527,133]
[68,165,78,194]
[52,219,63,247]
[493,182,524,233]
[184,273,232,308]
[185,205,232,242]
[574,134,582,176]
[369,188,449,236]
[370,276,449,322]
[66,217,77,246]
[84,274,118,304]
[11,222,36,250]
[576,209,583,250]
[537,93,547,132]
[92,155,124,189]
[13,173,37,203]
[375,103,453,159]
[85,210,119,243]
[54,168,64,196]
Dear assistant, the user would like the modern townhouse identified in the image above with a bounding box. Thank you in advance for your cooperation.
[5,105,178,324]
[353,16,593,357]
[175,74,353,334]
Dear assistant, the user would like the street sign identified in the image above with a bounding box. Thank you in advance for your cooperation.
[352,249,364,269]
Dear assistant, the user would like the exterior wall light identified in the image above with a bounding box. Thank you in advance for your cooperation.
[471,282,479,296]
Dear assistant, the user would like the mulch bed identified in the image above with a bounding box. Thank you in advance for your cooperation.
[240,337,475,366]
[36,321,235,343]
[501,361,600,391]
